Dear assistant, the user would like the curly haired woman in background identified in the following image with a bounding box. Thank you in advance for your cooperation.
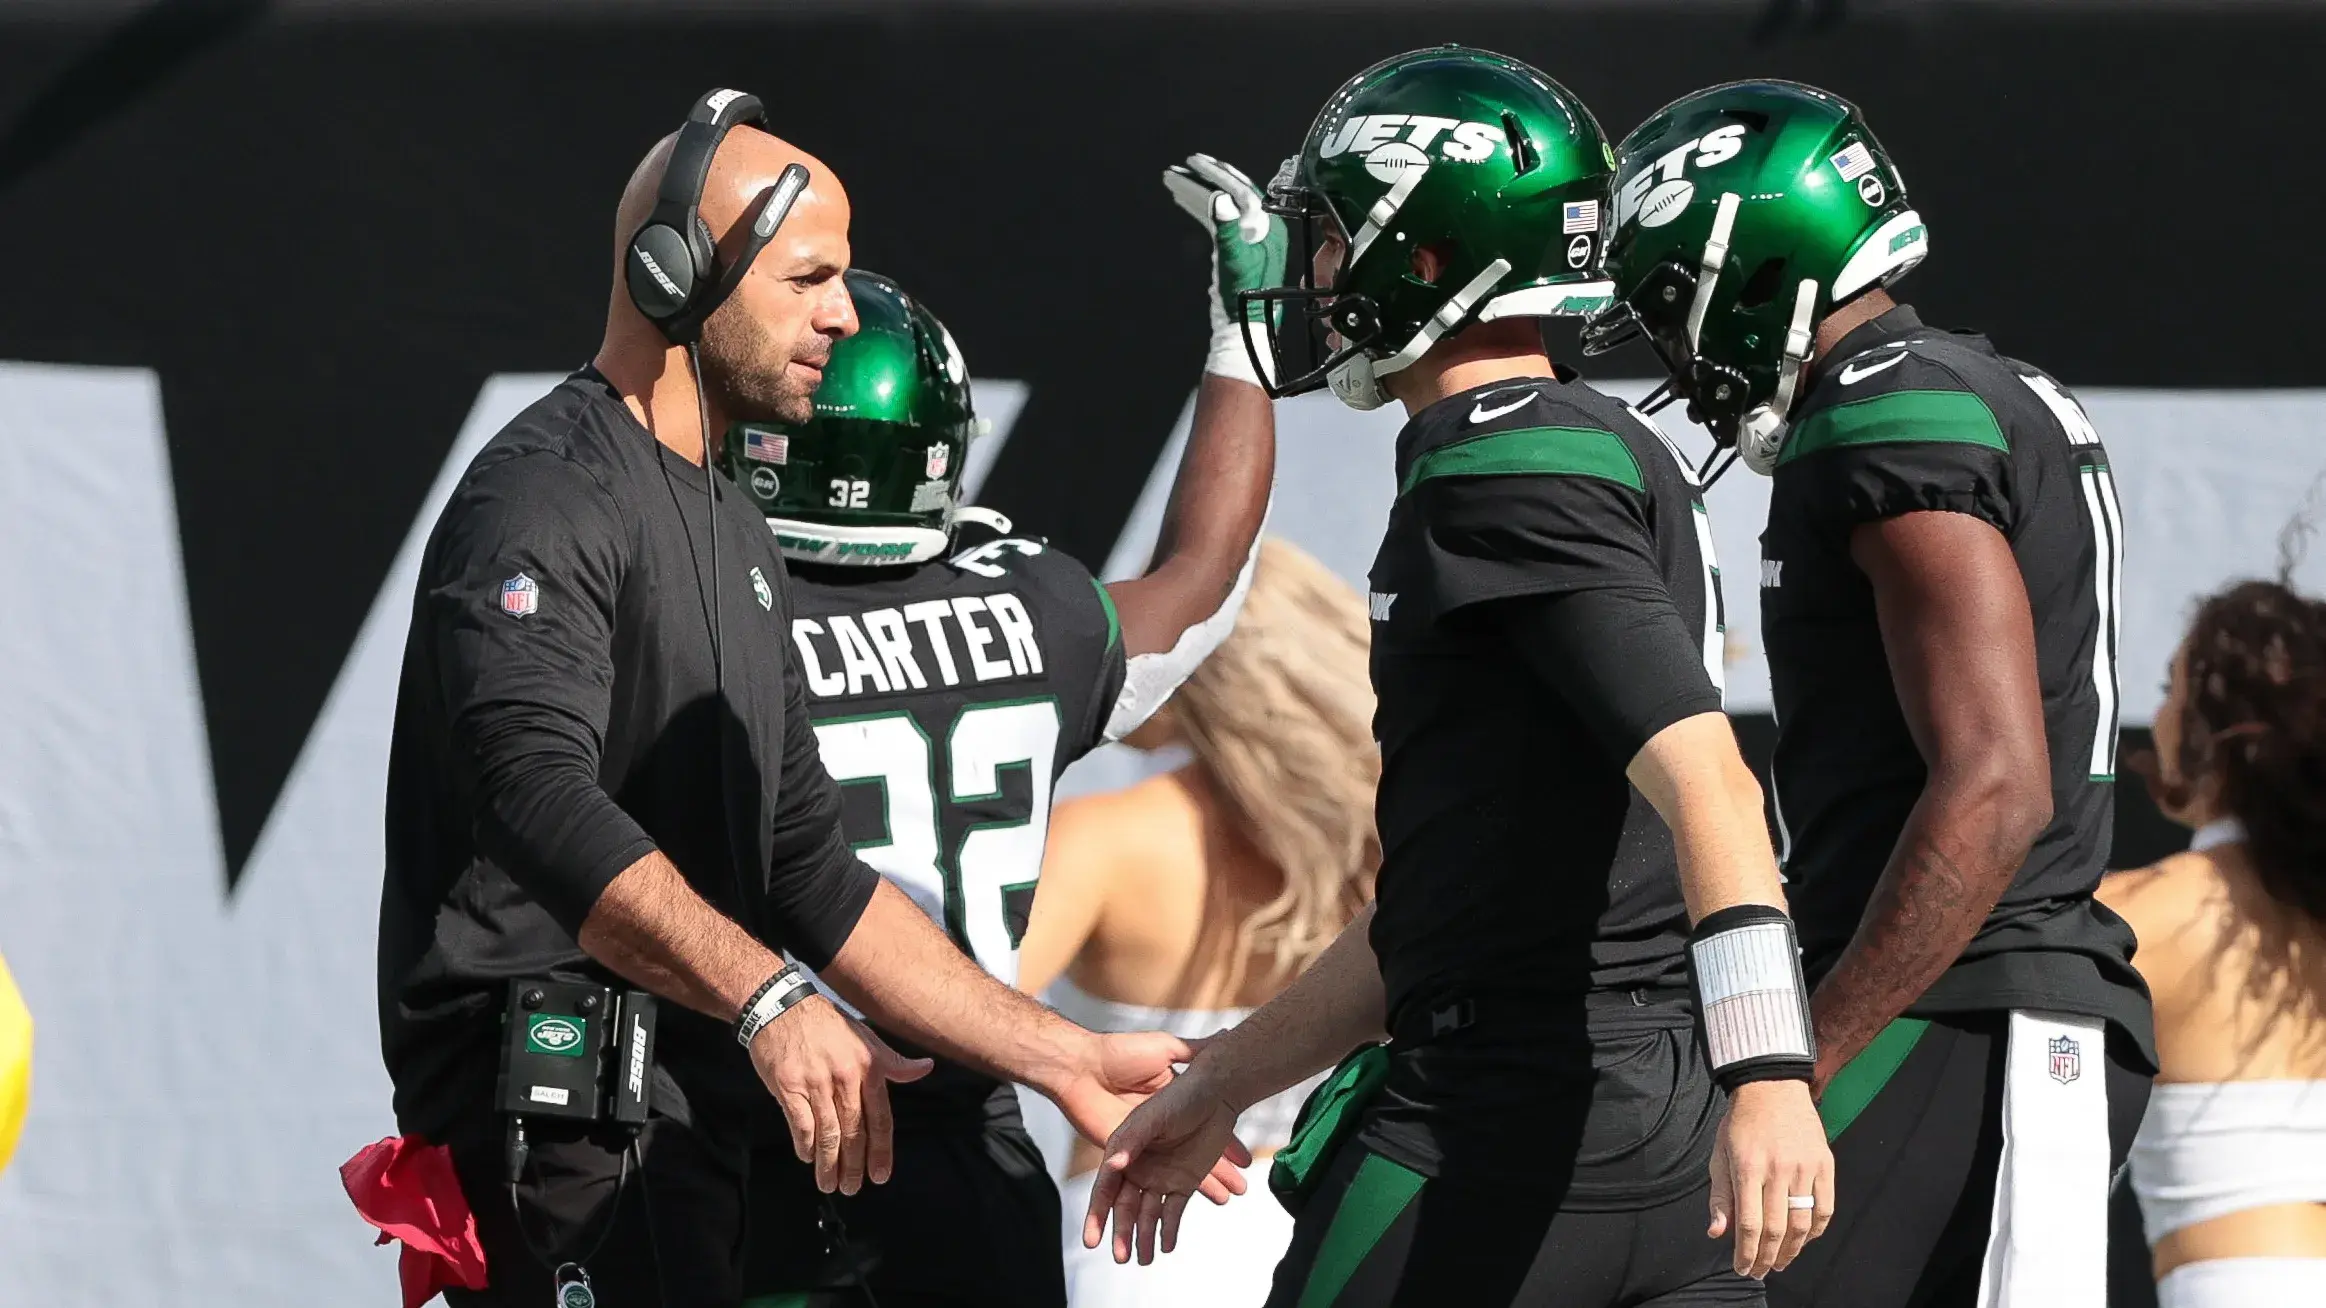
[1017,537,1379,1308]
[2100,568,2326,1308]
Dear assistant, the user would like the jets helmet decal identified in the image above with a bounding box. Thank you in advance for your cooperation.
[1242,44,1619,411]
[721,269,1008,567]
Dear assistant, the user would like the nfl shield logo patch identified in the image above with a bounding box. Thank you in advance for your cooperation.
[499,572,539,618]
[925,444,950,479]
[2048,1035,2081,1084]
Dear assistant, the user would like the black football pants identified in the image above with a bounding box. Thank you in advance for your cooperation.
[1765,1012,2151,1308]
[444,1110,751,1308]
[740,1101,1065,1308]
[1263,1140,1762,1307]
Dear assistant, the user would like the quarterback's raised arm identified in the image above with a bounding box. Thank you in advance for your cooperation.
[1099,155,1282,735]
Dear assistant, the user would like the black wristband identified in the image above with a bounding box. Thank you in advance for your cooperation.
[735,963,815,1047]
[1718,1060,1817,1092]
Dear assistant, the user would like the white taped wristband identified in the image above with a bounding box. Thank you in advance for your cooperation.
[1687,905,1815,1088]
[735,964,816,1047]
[1204,318,1271,388]
[1103,507,1267,741]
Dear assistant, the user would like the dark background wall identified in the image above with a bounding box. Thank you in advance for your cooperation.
[7,2,2311,887]
[9,4,2311,1299]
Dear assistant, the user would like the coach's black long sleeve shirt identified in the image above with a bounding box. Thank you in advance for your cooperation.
[378,367,877,1137]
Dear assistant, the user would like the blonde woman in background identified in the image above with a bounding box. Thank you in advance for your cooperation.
[1017,537,1379,1308]
[2100,573,2326,1307]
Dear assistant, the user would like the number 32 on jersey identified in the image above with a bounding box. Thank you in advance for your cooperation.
[812,699,1061,986]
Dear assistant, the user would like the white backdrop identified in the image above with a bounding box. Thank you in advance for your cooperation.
[0,362,2320,1302]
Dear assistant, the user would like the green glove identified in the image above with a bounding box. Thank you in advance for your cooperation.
[1163,153,1288,387]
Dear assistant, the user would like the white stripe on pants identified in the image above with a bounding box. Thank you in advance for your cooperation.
[1975,1010,2112,1307]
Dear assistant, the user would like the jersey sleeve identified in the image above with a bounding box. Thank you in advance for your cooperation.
[1485,586,1722,764]
[426,449,658,933]
[1779,371,2018,538]
[1044,549,1129,758]
[1400,426,1665,621]
[960,538,1127,762]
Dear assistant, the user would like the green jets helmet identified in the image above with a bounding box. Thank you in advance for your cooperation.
[1243,45,1618,411]
[722,269,1008,567]
[1582,80,1928,473]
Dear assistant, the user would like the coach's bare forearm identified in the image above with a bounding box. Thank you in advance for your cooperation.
[576,850,782,1022]
[1186,903,1387,1113]
[817,880,1092,1093]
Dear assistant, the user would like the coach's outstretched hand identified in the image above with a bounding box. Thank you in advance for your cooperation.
[1082,1054,1250,1266]
[1708,1078,1835,1279]
[750,994,933,1196]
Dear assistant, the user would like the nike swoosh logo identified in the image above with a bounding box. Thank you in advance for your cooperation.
[1837,352,1907,385]
[1469,393,1537,424]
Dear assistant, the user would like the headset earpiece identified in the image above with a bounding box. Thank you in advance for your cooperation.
[623,87,773,346]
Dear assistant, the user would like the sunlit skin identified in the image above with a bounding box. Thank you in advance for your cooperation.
[593,125,859,467]
[2100,642,2326,1277]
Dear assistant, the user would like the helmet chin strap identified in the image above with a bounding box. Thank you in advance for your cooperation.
[1735,277,1820,476]
[951,505,1013,535]
[1327,258,1514,412]
[1685,192,1742,354]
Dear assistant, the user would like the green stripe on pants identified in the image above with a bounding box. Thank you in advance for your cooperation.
[1297,1151,1426,1308]
[1817,1017,1930,1141]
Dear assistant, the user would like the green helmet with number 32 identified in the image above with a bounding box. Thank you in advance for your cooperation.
[1244,45,1619,411]
[1582,80,1928,473]
[722,269,1008,567]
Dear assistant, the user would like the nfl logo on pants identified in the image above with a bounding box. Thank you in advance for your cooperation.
[2048,1035,2081,1084]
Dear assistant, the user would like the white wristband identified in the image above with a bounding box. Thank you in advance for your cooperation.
[1687,906,1815,1085]
[1204,318,1271,388]
[735,965,815,1047]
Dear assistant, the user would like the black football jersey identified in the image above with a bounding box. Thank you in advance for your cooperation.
[1759,304,2151,1061]
[787,534,1128,1108]
[1364,372,1726,1026]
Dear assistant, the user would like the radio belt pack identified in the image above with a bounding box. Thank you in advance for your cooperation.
[496,978,659,1308]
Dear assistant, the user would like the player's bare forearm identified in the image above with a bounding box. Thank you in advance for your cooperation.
[1186,903,1387,1112]
[1814,511,2054,1088]
[1107,373,1274,657]
[1809,782,2033,1084]
[817,879,1091,1092]
[576,850,782,1022]
[1627,711,1788,922]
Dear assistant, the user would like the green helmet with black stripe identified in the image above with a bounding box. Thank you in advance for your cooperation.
[1244,44,1618,411]
[721,269,1007,566]
[1582,80,1928,473]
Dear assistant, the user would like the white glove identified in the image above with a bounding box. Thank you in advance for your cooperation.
[1162,153,1288,388]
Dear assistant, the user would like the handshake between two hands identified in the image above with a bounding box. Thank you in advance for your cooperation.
[746,991,1255,1258]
